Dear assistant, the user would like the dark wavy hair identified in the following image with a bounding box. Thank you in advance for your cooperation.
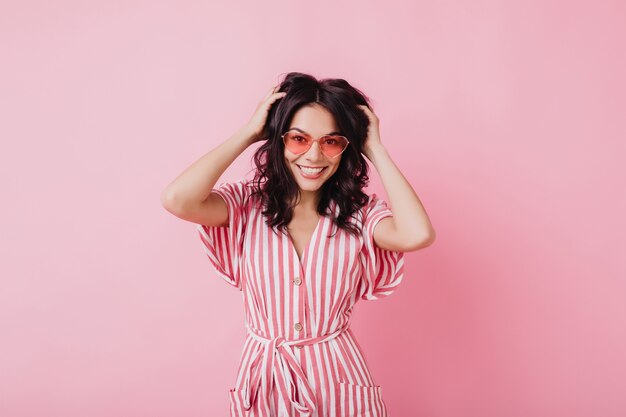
[247,72,374,238]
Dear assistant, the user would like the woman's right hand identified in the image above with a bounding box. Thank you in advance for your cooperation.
[244,85,287,144]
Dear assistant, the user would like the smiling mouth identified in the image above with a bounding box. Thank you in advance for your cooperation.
[297,164,328,176]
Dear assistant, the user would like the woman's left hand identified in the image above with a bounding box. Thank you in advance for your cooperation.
[358,104,383,160]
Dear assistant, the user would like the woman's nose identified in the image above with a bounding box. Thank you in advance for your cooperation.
[305,140,324,159]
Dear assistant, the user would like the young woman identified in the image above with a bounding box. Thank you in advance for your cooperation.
[161,72,435,417]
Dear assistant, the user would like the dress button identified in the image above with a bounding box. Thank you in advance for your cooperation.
[294,322,303,332]
[293,276,302,285]
[295,345,303,349]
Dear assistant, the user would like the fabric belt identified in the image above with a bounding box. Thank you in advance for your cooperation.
[239,322,350,415]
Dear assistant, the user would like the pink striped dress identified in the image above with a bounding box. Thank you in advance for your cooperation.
[197,178,405,417]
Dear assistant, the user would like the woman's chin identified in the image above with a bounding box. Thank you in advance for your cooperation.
[295,179,323,191]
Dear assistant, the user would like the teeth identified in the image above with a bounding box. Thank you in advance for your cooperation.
[299,165,324,174]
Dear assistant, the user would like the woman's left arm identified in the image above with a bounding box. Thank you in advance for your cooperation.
[359,104,436,252]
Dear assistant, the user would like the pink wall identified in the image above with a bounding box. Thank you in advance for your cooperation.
[1,1,624,416]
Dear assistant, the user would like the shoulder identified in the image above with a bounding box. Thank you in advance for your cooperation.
[362,192,389,216]
[359,193,393,230]
[342,193,387,229]
[214,178,256,202]
[206,179,262,221]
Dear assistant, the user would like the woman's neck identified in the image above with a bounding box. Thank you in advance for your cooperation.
[291,190,320,212]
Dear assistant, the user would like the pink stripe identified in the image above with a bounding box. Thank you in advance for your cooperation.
[197,182,402,415]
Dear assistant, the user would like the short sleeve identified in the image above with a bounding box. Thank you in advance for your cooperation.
[358,193,406,301]
[196,179,252,291]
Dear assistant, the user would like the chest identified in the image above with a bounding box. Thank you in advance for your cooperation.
[286,214,321,261]
[240,207,365,301]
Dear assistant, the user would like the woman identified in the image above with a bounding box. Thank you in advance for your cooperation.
[161,72,435,417]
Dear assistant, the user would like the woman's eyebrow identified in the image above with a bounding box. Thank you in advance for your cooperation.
[290,127,341,136]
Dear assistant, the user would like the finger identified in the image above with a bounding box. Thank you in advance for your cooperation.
[359,105,371,116]
[268,90,287,102]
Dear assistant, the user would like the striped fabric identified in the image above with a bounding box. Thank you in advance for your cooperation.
[197,178,405,417]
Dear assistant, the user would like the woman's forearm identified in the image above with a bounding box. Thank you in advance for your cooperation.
[160,126,255,213]
[367,143,436,245]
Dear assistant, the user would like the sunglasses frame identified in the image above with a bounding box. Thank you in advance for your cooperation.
[281,129,351,159]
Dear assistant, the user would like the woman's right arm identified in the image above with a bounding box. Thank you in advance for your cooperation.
[160,85,287,227]
[160,126,255,227]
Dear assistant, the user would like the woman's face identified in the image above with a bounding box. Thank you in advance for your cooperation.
[283,104,343,198]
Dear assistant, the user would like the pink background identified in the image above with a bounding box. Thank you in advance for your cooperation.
[1,1,625,416]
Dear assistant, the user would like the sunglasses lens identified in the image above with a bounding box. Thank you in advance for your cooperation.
[321,136,348,157]
[284,132,310,154]
[284,132,348,157]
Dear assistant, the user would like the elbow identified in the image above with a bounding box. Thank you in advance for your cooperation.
[161,189,181,213]
[407,230,436,251]
[422,231,436,247]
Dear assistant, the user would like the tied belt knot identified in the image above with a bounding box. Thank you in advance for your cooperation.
[238,323,349,415]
